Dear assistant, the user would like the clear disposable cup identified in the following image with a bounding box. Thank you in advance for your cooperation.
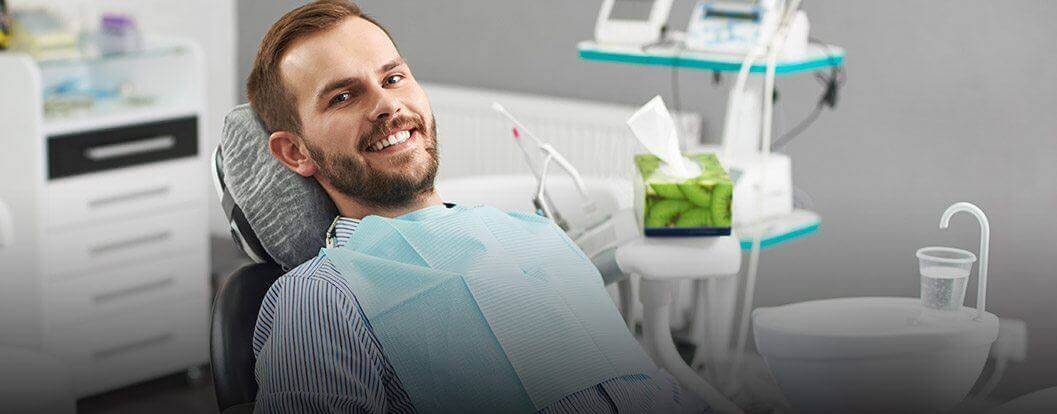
[917,247,977,311]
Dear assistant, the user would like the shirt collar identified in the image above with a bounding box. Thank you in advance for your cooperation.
[325,203,457,248]
[325,216,360,248]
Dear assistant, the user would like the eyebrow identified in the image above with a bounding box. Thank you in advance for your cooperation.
[316,77,358,103]
[380,57,406,74]
[314,58,407,104]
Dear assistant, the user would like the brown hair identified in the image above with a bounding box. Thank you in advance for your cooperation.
[246,0,392,134]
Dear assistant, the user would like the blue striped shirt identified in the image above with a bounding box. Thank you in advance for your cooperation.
[252,215,708,413]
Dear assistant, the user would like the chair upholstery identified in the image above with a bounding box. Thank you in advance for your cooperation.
[210,263,285,413]
[210,105,328,412]
[218,104,338,270]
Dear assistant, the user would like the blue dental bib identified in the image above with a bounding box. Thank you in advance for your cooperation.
[324,204,656,413]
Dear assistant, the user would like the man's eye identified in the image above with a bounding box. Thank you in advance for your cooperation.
[330,92,350,106]
[385,74,404,85]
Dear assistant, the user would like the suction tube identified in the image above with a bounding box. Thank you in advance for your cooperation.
[720,45,765,161]
[727,0,803,393]
[641,280,745,414]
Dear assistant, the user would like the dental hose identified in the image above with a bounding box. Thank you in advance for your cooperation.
[641,280,744,414]
[726,0,803,395]
[717,41,768,397]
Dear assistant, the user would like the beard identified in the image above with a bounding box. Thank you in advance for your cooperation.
[306,113,439,209]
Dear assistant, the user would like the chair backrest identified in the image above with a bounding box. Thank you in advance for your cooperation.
[209,105,325,412]
[211,145,276,264]
[210,262,285,413]
[216,104,339,270]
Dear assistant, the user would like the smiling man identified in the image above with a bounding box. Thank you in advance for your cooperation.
[246,1,711,413]
[254,5,440,220]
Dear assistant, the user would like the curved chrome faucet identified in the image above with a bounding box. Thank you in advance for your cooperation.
[940,202,990,320]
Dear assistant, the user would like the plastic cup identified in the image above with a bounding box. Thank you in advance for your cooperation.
[916,247,977,311]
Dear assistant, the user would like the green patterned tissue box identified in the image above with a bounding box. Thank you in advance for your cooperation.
[634,153,733,237]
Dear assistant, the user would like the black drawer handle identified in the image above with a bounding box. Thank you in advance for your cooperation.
[88,186,172,209]
[84,135,176,161]
[92,277,176,305]
[92,333,174,360]
[88,231,172,256]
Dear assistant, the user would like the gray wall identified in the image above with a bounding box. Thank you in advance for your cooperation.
[237,0,1057,398]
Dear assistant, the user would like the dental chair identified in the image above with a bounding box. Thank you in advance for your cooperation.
[210,261,283,414]
[209,144,281,414]
[207,105,741,413]
[209,105,342,413]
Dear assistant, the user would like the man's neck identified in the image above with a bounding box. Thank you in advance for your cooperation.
[332,190,445,220]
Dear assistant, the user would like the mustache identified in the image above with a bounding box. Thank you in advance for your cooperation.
[359,114,428,151]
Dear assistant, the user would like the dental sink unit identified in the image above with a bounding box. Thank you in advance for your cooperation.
[634,153,733,237]
[754,297,998,413]
[751,202,1000,413]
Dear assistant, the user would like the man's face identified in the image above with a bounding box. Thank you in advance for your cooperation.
[279,17,438,207]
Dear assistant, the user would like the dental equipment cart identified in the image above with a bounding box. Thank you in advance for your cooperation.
[578,36,844,394]
[0,37,210,397]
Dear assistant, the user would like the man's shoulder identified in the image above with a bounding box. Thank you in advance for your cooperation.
[257,253,361,327]
[253,253,363,354]
[269,253,356,298]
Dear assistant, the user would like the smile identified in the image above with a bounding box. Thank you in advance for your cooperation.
[366,129,414,152]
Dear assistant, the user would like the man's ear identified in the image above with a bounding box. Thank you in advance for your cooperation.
[268,131,319,177]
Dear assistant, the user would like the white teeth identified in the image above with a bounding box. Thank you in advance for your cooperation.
[369,130,413,152]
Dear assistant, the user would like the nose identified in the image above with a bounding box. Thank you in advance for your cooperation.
[367,87,402,123]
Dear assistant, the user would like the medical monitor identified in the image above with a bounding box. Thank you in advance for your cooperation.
[595,0,674,46]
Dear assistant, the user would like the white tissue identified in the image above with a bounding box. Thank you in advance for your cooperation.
[626,96,701,179]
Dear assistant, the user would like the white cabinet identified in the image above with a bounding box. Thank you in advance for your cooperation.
[0,37,210,396]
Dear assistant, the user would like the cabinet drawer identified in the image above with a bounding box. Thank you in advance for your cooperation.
[48,116,198,180]
[44,293,209,396]
[42,159,204,229]
[41,208,206,279]
[43,252,209,327]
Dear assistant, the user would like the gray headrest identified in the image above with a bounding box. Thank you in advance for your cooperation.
[219,104,338,270]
